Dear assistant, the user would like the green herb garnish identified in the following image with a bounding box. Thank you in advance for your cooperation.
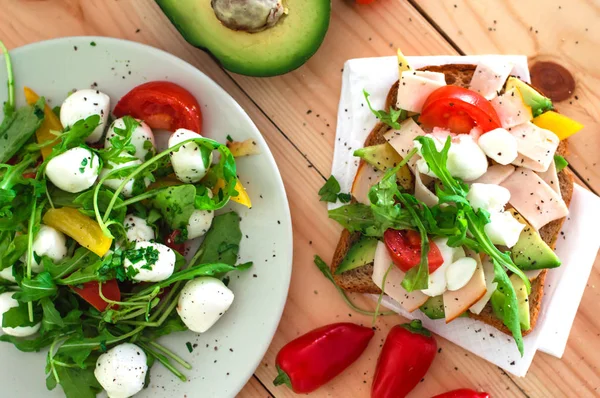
[554,154,568,172]
[363,89,407,130]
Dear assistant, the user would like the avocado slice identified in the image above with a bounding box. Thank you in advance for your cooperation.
[509,210,561,270]
[505,77,553,117]
[354,144,413,190]
[490,274,530,331]
[156,0,331,77]
[335,236,378,274]
[420,295,445,320]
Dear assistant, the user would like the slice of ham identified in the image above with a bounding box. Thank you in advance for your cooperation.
[536,160,561,197]
[372,241,429,312]
[414,168,439,207]
[469,256,498,315]
[490,88,533,129]
[351,162,383,205]
[384,118,425,158]
[470,164,515,185]
[396,71,447,113]
[500,167,568,231]
[468,60,514,100]
[509,122,560,172]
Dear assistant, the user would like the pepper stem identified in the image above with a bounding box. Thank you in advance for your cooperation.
[400,319,432,337]
[273,366,292,389]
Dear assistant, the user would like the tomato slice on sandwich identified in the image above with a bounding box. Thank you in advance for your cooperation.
[419,86,501,134]
[383,229,444,273]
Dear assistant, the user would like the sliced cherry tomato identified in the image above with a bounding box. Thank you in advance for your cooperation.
[165,229,186,255]
[71,280,121,312]
[113,81,202,133]
[419,86,501,134]
[383,229,444,273]
[22,172,36,179]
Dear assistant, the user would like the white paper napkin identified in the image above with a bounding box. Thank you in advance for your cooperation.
[332,55,600,376]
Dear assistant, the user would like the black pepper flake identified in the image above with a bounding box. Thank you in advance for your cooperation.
[186,342,193,353]
[510,361,516,365]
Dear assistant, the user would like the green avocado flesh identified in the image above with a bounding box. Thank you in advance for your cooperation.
[157,0,331,77]
[335,236,378,274]
[509,210,561,270]
[505,77,553,117]
[491,274,531,331]
[420,295,445,320]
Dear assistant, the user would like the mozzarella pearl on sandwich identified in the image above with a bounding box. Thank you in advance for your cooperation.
[0,266,15,283]
[21,225,68,273]
[104,118,156,161]
[187,190,215,240]
[124,242,175,282]
[60,89,110,143]
[100,160,150,198]
[477,128,518,165]
[124,215,155,243]
[0,292,41,337]
[169,128,212,183]
[445,257,478,291]
[484,211,525,248]
[177,277,234,333]
[445,135,488,181]
[466,183,511,213]
[94,343,147,398]
[421,238,466,297]
[46,147,100,193]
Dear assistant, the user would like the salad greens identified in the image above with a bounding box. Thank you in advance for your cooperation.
[0,40,254,397]
[363,89,407,129]
[318,175,351,203]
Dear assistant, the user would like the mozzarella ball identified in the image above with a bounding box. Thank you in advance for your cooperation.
[421,238,466,297]
[446,135,488,181]
[104,118,156,161]
[0,292,41,337]
[0,266,16,283]
[187,190,215,240]
[177,277,234,333]
[478,128,518,165]
[124,241,175,282]
[46,147,100,193]
[484,211,526,248]
[124,215,155,243]
[466,183,511,213]
[20,225,68,273]
[169,129,212,183]
[94,343,147,398]
[445,257,478,291]
[60,89,110,143]
[100,160,149,198]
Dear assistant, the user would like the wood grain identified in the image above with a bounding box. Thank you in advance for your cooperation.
[0,1,597,397]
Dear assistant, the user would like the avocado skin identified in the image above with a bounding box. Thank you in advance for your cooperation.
[335,236,378,275]
[156,0,331,77]
[491,274,531,331]
[420,295,445,320]
[510,211,561,270]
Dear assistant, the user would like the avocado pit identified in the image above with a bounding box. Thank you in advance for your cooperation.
[211,0,285,33]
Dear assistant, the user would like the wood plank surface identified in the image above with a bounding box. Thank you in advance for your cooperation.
[0,1,597,398]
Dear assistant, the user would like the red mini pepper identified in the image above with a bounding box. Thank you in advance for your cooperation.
[372,320,437,398]
[431,389,490,398]
[273,322,374,393]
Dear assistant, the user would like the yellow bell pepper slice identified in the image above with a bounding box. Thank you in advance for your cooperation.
[43,207,112,257]
[213,179,252,208]
[397,48,412,78]
[532,111,583,140]
[24,87,63,159]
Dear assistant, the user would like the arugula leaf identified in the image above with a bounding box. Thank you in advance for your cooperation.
[98,116,139,165]
[397,194,430,291]
[0,97,45,163]
[0,41,15,121]
[337,193,352,203]
[73,187,126,226]
[0,330,57,352]
[53,363,103,398]
[13,272,57,302]
[318,176,341,202]
[329,203,412,236]
[142,315,187,341]
[491,259,524,355]
[40,297,65,331]
[151,185,196,229]
[2,298,41,328]
[43,115,101,159]
[363,89,407,130]
[190,211,241,266]
[43,248,97,279]
[554,154,568,172]
[416,135,528,355]
[57,329,116,367]
[0,231,28,270]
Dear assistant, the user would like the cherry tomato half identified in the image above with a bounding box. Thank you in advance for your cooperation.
[383,229,444,273]
[113,81,203,133]
[165,229,186,255]
[419,86,501,134]
[71,279,121,312]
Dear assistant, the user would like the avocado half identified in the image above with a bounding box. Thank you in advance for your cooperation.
[156,0,331,77]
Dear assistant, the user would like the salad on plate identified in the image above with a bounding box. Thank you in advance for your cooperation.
[0,41,254,398]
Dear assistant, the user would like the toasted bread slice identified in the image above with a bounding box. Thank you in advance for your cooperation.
[331,64,575,336]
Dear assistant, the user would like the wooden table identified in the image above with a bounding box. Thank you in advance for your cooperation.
[2,1,598,397]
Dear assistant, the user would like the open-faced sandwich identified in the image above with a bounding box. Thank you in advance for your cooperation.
[323,50,583,354]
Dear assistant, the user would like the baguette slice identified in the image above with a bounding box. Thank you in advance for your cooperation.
[330,64,574,336]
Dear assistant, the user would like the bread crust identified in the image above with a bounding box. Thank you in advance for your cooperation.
[330,64,575,336]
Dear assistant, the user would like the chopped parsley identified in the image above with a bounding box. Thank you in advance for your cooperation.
[79,157,89,173]
[125,246,160,271]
